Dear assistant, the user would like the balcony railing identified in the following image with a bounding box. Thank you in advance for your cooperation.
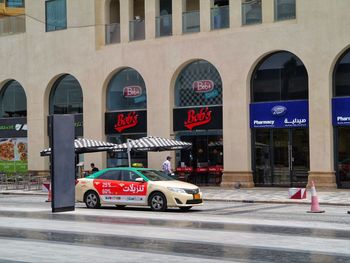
[0,15,25,36]
[274,0,296,21]
[105,23,120,44]
[129,18,145,41]
[242,0,262,25]
[156,14,172,37]
[182,10,200,34]
[211,5,229,30]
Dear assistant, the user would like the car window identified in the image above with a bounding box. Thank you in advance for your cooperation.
[98,170,121,180]
[138,170,174,181]
[120,170,139,182]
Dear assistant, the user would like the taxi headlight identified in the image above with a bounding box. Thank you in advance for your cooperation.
[167,187,187,194]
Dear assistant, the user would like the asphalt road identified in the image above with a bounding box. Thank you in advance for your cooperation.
[0,195,349,263]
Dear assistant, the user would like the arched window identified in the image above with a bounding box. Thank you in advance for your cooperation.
[251,51,308,102]
[49,74,83,114]
[175,60,222,107]
[0,80,27,118]
[334,49,350,97]
[107,67,147,111]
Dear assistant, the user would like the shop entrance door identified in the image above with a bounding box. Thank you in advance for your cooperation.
[335,127,350,188]
[253,129,309,186]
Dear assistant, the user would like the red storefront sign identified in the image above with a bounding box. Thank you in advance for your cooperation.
[173,106,222,132]
[114,111,138,133]
[105,110,147,134]
[184,107,212,130]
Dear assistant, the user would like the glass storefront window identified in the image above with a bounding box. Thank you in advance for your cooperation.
[0,80,27,117]
[251,51,308,102]
[107,68,147,111]
[337,127,350,187]
[334,49,350,97]
[175,60,222,107]
[49,74,83,114]
[242,0,262,25]
[107,134,148,168]
[274,0,296,21]
[176,131,223,186]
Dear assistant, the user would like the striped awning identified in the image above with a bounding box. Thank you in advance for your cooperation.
[111,136,192,152]
[40,138,117,156]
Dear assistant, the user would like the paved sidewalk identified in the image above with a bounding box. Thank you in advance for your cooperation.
[201,187,350,206]
[1,186,350,206]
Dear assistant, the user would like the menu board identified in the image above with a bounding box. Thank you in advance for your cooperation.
[0,138,28,173]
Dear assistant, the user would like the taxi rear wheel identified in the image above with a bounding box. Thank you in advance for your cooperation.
[149,192,167,212]
[84,191,101,209]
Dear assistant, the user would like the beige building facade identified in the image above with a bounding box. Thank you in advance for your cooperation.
[1,0,350,189]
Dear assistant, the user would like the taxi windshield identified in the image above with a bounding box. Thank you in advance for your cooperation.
[138,170,174,181]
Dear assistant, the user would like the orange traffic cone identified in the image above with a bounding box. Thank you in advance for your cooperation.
[307,181,324,213]
[45,183,52,202]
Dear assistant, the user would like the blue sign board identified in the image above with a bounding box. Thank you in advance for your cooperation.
[332,97,350,126]
[250,100,309,128]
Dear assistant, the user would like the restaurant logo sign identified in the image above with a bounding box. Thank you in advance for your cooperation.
[173,106,222,131]
[105,110,147,134]
[114,111,139,133]
[123,86,142,98]
[192,80,214,93]
[184,107,212,130]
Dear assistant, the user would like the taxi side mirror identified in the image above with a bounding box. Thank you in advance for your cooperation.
[135,177,144,183]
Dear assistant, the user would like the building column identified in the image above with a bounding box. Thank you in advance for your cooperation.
[220,69,254,188]
[79,73,106,172]
[262,0,274,23]
[308,65,336,189]
[172,0,185,35]
[27,80,50,176]
[94,0,105,49]
[200,0,212,32]
[230,0,241,28]
[120,0,133,43]
[145,0,156,39]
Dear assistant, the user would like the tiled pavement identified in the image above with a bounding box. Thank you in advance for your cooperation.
[1,186,350,206]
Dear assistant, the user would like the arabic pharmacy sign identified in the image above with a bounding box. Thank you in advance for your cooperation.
[332,97,350,126]
[250,100,309,128]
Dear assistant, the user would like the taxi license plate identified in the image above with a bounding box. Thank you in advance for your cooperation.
[193,193,200,199]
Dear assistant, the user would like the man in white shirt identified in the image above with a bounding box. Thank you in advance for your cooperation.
[162,156,172,176]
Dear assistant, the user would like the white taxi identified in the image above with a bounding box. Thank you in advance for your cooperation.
[75,167,203,211]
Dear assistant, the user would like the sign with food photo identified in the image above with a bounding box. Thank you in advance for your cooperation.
[0,138,28,173]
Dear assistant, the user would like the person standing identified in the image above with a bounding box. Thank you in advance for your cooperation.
[162,156,172,176]
[90,163,99,173]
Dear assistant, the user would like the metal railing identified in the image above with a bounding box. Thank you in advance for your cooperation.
[242,0,262,25]
[182,10,200,34]
[129,18,145,41]
[0,14,25,36]
[105,22,120,44]
[211,5,229,30]
[156,14,172,37]
[0,173,46,191]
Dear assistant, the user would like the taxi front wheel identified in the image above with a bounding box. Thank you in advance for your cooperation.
[149,192,167,212]
[84,191,101,209]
